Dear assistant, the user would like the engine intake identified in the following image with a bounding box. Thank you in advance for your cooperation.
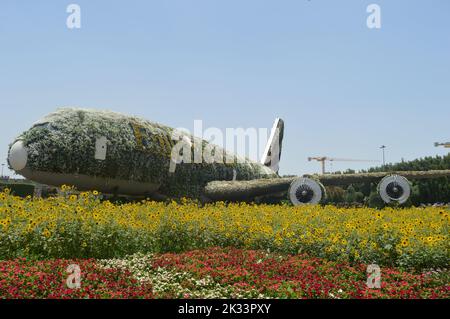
[378,175,411,204]
[289,177,325,206]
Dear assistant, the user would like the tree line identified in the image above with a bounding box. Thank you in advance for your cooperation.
[324,154,450,207]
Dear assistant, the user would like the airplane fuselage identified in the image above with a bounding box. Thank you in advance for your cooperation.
[8,108,277,198]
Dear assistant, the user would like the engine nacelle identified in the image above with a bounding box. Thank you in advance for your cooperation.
[378,175,411,204]
[288,177,326,206]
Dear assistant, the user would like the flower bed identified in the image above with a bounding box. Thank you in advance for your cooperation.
[0,258,153,299]
[0,189,448,270]
[100,247,449,299]
[1,248,447,299]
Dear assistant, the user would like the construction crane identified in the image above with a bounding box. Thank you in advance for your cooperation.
[434,142,450,148]
[308,157,380,175]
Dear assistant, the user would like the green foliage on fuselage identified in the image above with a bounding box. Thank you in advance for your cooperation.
[14,108,276,198]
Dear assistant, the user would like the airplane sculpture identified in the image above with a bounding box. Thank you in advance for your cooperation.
[7,108,450,205]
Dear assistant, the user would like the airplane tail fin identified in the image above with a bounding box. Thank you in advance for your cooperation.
[261,118,284,174]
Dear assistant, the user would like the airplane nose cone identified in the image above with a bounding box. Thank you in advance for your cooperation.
[8,141,28,171]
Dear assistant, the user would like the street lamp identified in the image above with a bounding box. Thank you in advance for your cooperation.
[380,145,386,166]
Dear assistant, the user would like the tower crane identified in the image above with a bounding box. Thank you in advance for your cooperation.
[308,157,380,175]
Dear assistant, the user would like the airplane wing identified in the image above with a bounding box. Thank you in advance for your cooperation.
[308,169,450,186]
[204,169,450,205]
[205,177,294,202]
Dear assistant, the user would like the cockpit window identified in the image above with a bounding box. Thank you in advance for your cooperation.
[31,122,50,128]
[31,122,59,132]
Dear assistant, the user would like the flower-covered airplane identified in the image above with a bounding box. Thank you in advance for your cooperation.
[8,108,450,205]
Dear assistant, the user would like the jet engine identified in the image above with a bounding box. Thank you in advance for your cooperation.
[378,175,411,204]
[288,177,326,206]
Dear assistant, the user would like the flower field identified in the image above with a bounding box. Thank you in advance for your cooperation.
[0,188,448,299]
[0,258,153,299]
[0,188,448,269]
[1,247,448,299]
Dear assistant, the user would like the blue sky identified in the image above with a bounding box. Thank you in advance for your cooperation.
[0,0,449,177]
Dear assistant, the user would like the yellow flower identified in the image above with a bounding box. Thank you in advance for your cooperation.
[400,239,409,247]
[42,229,51,238]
